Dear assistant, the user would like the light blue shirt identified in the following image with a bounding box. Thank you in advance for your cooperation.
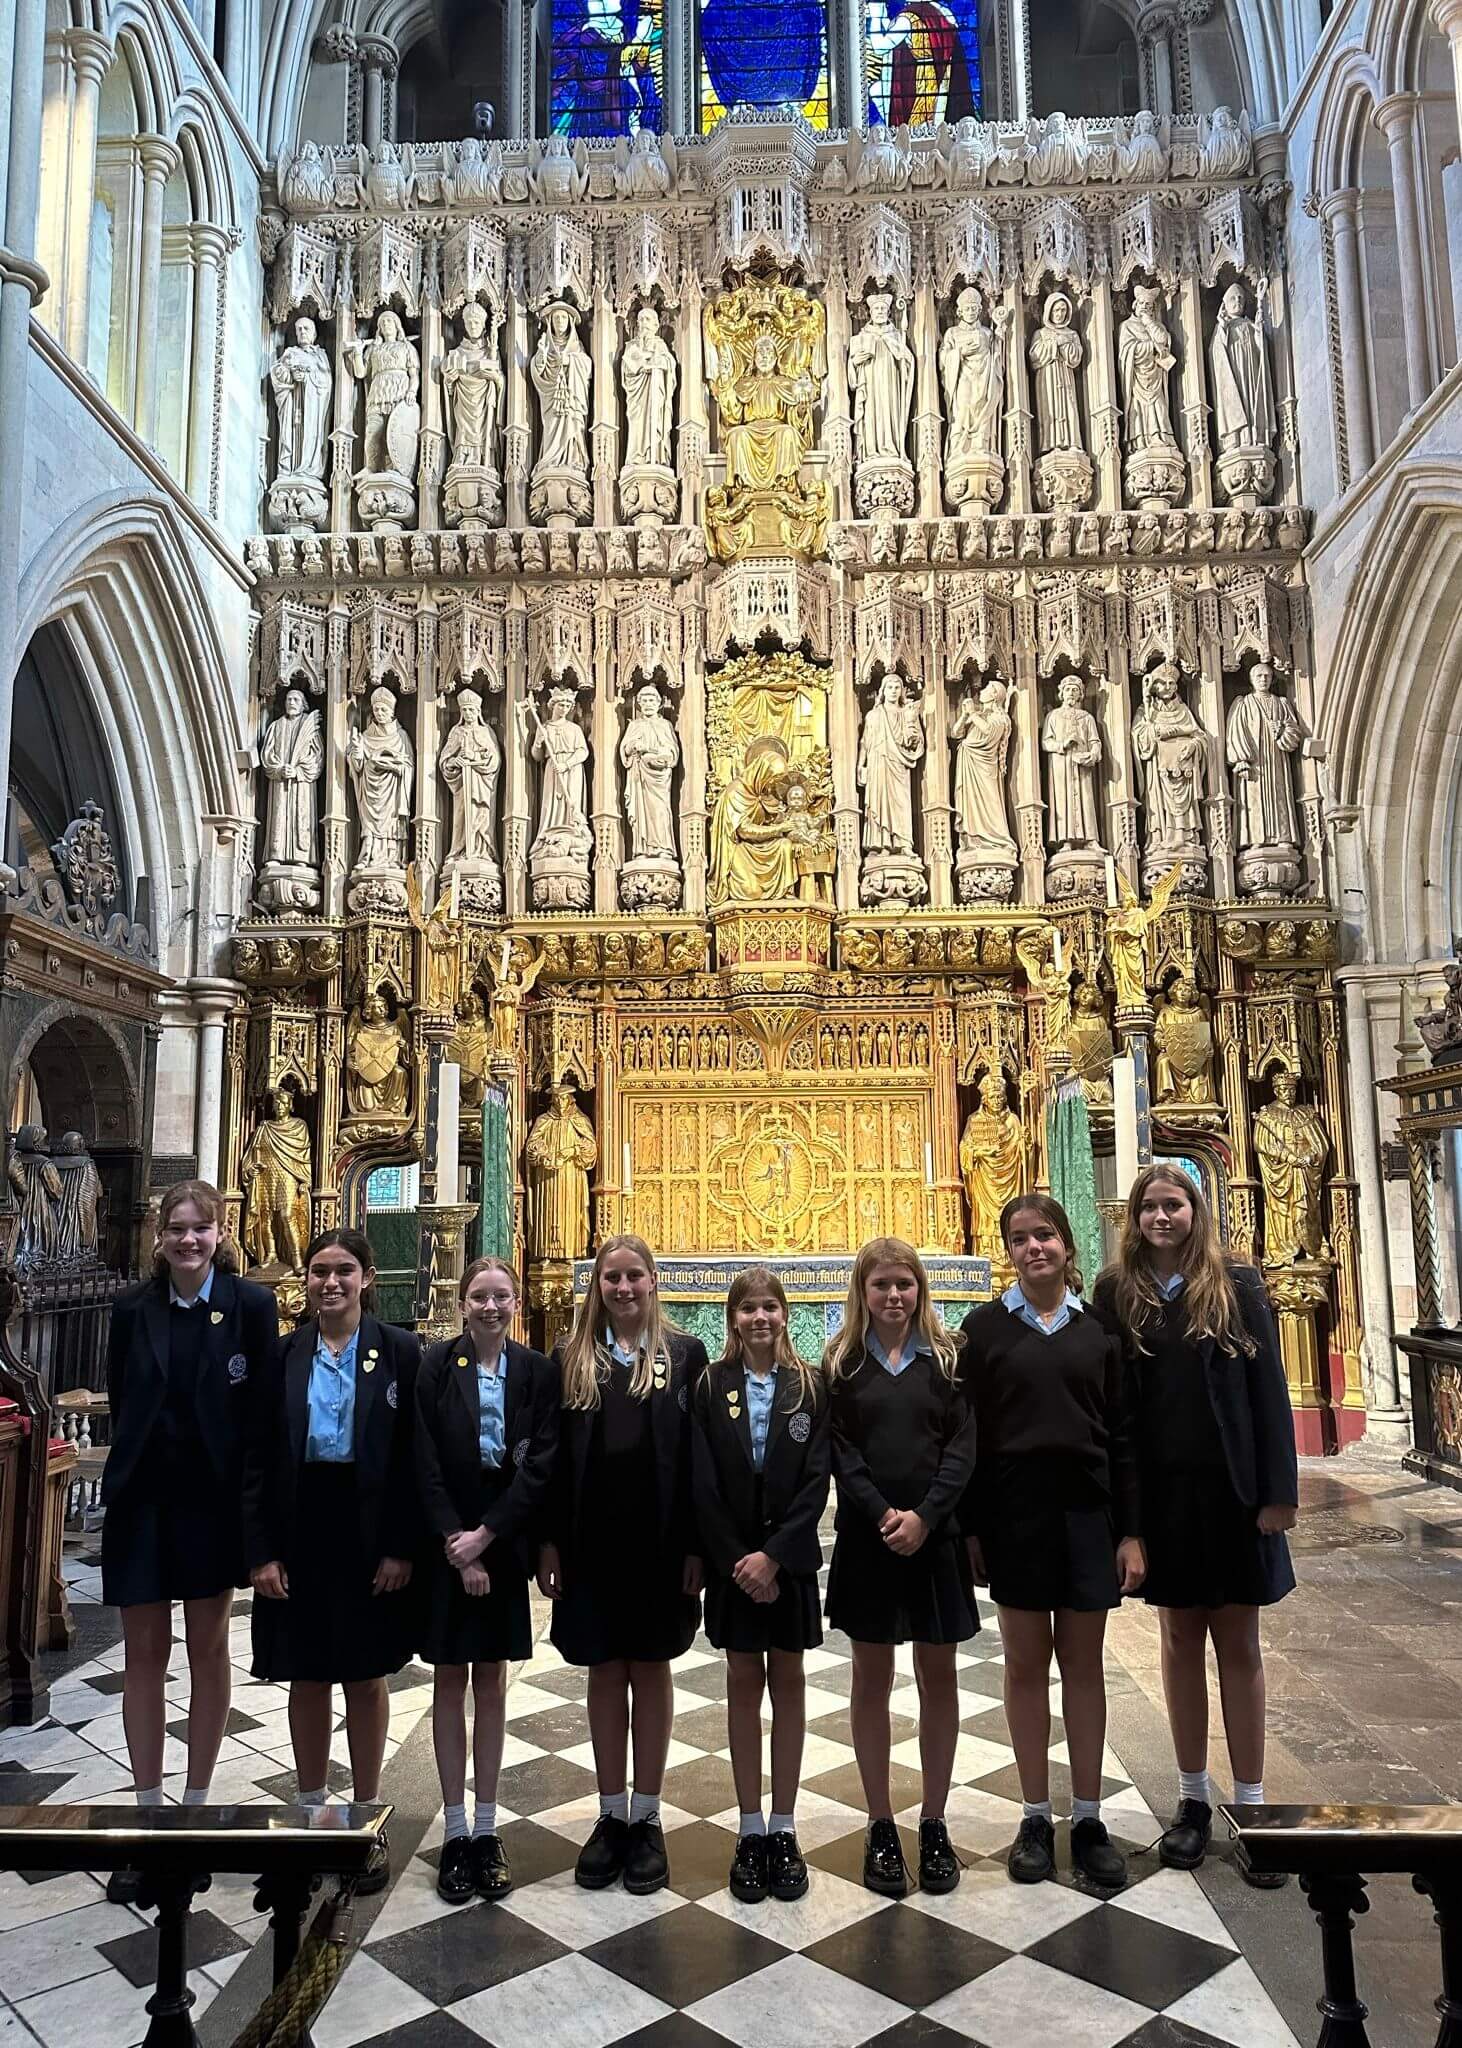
[305,1326,358,1463]
[1158,1270,1186,1300]
[866,1329,933,1377]
[604,1329,643,1370]
[745,1366,778,1471]
[1002,1281,1084,1336]
[478,1357,506,1469]
[169,1266,215,1309]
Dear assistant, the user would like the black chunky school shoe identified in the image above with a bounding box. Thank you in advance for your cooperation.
[471,1833,513,1900]
[766,1830,809,1901]
[918,1817,961,1894]
[729,1833,768,1902]
[576,1814,629,1889]
[437,1836,475,1903]
[1007,1814,1056,1884]
[1071,1817,1128,1890]
[1159,1798,1213,1870]
[623,1816,670,1894]
[862,1817,910,1897]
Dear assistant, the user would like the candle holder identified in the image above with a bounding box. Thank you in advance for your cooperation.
[417,1201,479,1339]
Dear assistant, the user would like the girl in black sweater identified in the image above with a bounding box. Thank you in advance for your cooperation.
[826,1236,976,1899]
[959,1193,1143,1892]
[692,1267,830,1905]
[1093,1165,1298,1886]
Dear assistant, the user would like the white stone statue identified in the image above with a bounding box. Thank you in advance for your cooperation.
[347,685,414,872]
[519,687,593,906]
[858,675,926,903]
[443,302,504,469]
[622,306,677,471]
[1118,284,1178,452]
[857,121,912,191]
[951,677,1017,898]
[940,287,1008,510]
[280,139,334,211]
[361,140,413,211]
[345,310,421,529]
[1114,109,1168,183]
[530,302,592,526]
[849,294,915,465]
[1227,664,1317,895]
[1132,662,1211,884]
[1028,110,1090,185]
[444,137,502,203]
[533,133,587,203]
[1210,282,1276,504]
[1199,105,1252,178]
[618,128,671,197]
[1042,674,1104,848]
[257,688,325,910]
[619,684,681,907]
[440,687,502,866]
[943,115,994,189]
[269,317,333,488]
[1029,291,1085,454]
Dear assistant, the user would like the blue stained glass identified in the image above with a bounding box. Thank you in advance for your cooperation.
[552,0,663,137]
[865,0,980,129]
[699,0,830,132]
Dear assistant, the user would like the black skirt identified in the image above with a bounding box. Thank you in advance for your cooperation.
[101,1450,243,1608]
[1140,1463,1296,1610]
[251,1464,415,1683]
[703,1568,823,1655]
[417,1468,532,1667]
[826,1521,977,1646]
[979,1453,1121,1614]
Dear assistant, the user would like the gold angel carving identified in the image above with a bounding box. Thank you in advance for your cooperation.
[704,284,830,562]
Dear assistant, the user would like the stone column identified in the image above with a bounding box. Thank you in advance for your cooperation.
[417,258,445,532]
[360,38,397,149]
[663,0,690,133]
[920,582,953,907]
[678,582,708,913]
[830,575,862,909]
[1003,283,1033,515]
[824,255,854,523]
[503,594,530,911]
[678,260,708,528]
[1376,94,1439,411]
[132,136,179,446]
[1175,267,1212,509]
[592,588,620,911]
[1008,0,1032,120]
[1012,588,1044,903]
[191,984,237,1186]
[504,0,528,140]
[222,0,249,108]
[505,235,532,528]
[1137,5,1176,117]
[914,273,942,522]
[59,30,108,359]
[1319,190,1374,480]
[591,247,617,529]
[322,603,350,917]
[187,224,229,504]
[414,599,443,904]
[1435,0,1462,138]
[1085,277,1123,510]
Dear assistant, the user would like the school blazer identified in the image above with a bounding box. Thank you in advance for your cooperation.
[242,1313,421,1571]
[545,1333,705,1567]
[691,1362,831,1579]
[415,1334,557,1576]
[103,1269,279,1506]
[1092,1265,1299,1514]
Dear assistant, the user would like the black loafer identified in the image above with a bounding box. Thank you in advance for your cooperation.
[437,1836,475,1904]
[1071,1817,1127,1890]
[470,1833,513,1900]
[1008,1814,1056,1884]
[729,1832,768,1902]
[766,1829,809,1901]
[1159,1798,1213,1870]
[623,1817,670,1894]
[918,1817,961,1893]
[355,1829,391,1896]
[863,1817,909,1897]
[576,1815,629,1889]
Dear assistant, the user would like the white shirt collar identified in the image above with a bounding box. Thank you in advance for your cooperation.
[169,1265,216,1309]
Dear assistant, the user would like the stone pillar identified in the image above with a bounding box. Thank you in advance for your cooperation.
[414,599,443,903]
[592,589,620,911]
[505,237,532,529]
[1003,283,1033,516]
[914,274,942,523]
[1376,94,1439,411]
[1334,966,1407,1433]
[504,0,528,140]
[1435,0,1462,139]
[678,261,708,528]
[132,136,179,446]
[360,38,397,149]
[1012,588,1044,903]
[330,261,359,533]
[1008,0,1032,119]
[830,574,862,909]
[222,0,249,107]
[503,594,530,911]
[678,582,708,913]
[1138,5,1176,117]
[920,582,953,907]
[59,30,108,360]
[1085,278,1123,511]
[1319,190,1374,480]
[191,985,237,1186]
[187,224,229,505]
[591,246,617,529]
[663,0,690,134]
[1175,268,1212,509]
[824,256,854,523]
[417,262,445,532]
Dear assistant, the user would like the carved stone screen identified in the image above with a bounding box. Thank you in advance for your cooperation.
[698,0,829,131]
[864,0,980,128]
[551,0,664,135]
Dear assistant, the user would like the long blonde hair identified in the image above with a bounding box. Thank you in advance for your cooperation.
[558,1233,680,1409]
[1105,1164,1255,1357]
[825,1236,959,1380]
[719,1266,822,1410]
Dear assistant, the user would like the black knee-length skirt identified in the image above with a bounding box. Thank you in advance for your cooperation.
[703,1568,822,1655]
[826,1520,978,1646]
[417,1470,533,1667]
[1139,1463,1296,1611]
[978,1454,1121,1614]
[251,1464,415,1683]
[550,1558,700,1667]
[102,1452,242,1609]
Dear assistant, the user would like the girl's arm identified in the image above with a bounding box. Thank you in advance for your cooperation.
[830,1372,893,1525]
[674,1341,707,1564]
[105,1296,130,1423]
[764,1390,832,1570]
[1237,1268,1299,1508]
[242,1335,286,1572]
[413,1347,461,1541]
[484,1352,560,1547]
[914,1373,976,1530]
[1103,1329,1142,1538]
[690,1373,744,1575]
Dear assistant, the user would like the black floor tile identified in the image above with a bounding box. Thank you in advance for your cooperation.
[0,1771,79,1803]
[496,1752,599,1817]
[98,1908,247,1987]
[954,1665,1006,1700]
[660,1756,740,1820]
[807,1708,919,1750]
[496,1818,583,1889]
[669,1664,735,1703]
[253,1761,355,1801]
[805,1908,1005,2007]
[503,1704,601,1753]
[371,1902,569,2002]
[1126,2022,1238,2047]
[511,1666,590,1704]
[361,2016,485,2048]
[612,2015,734,2047]
[865,2015,987,2048]
[1026,1903,1232,2011]
[666,1702,735,1753]
[803,1759,924,1815]
[165,1707,262,1742]
[584,1900,787,2005]
[82,1671,129,1696]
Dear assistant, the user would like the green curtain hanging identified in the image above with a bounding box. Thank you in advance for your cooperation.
[1047,1082,1103,1294]
[479,1081,514,1262]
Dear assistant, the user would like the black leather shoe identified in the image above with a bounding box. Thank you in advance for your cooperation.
[356,1829,391,1896]
[862,1817,909,1897]
[1008,1814,1056,1884]
[470,1833,513,1900]
[918,1817,961,1894]
[576,1815,629,1889]
[766,1830,808,1901]
[1071,1817,1128,1890]
[624,1817,670,1894]
[1159,1798,1213,1871]
[729,1832,768,1902]
[437,1836,475,1904]
[106,1869,143,1905]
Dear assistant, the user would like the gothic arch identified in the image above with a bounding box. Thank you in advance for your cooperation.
[169,92,241,230]
[107,13,178,131]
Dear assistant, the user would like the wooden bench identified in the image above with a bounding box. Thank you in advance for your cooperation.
[1223,1803,1462,2048]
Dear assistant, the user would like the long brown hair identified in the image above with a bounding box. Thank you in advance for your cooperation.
[719,1266,822,1410]
[999,1191,1083,1295]
[825,1236,959,1380]
[151,1180,241,1279]
[558,1233,679,1410]
[1104,1164,1254,1356]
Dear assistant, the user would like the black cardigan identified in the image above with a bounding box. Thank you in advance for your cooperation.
[242,1313,421,1570]
[103,1268,279,1506]
[1092,1264,1299,1514]
[415,1333,557,1575]
[828,1348,975,1538]
[691,1360,831,1578]
[545,1332,705,1569]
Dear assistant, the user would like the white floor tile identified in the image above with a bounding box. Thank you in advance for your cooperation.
[904,1859,1101,1951]
[449,1951,670,2048]
[926,1953,1151,2046]
[699,1866,892,1949]
[0,1901,145,2000]
[1164,1957,1301,2047]
[686,1951,908,2048]
[1112,1866,1238,1950]
[500,1866,683,1946]
[309,1951,436,2046]
[0,1872,106,1934]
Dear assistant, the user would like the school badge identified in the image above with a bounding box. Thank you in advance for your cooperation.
[226,1353,248,1385]
[386,1379,398,1409]
[789,1410,812,1443]
[514,1438,529,1468]
[678,1385,688,1412]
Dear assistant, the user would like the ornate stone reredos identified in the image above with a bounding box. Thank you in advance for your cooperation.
[51,803,118,921]
[704,107,818,276]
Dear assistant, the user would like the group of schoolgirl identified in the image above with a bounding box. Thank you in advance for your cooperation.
[99,1164,1297,1912]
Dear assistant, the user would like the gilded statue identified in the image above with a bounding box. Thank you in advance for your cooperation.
[1015,925,1072,1055]
[1154,976,1216,1105]
[345,992,410,1122]
[524,1084,598,1263]
[1067,981,1115,1105]
[779,764,836,904]
[959,1070,1025,1265]
[1254,1070,1329,1264]
[7,1124,60,1271]
[1104,860,1183,1012]
[240,1088,312,1273]
[446,991,492,1112]
[708,737,806,905]
[484,938,545,1057]
[704,284,829,560]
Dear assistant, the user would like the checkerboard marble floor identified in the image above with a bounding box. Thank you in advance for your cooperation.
[0,1553,1299,2048]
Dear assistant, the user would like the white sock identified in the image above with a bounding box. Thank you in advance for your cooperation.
[629,1791,660,1825]
[472,1802,497,1839]
[181,1787,209,1808]
[767,1811,795,1835]
[298,1786,327,1809]
[1071,1797,1101,1825]
[738,1811,765,1837]
[1179,1769,1213,1807]
[1233,1779,1265,1805]
[443,1803,468,1842]
[135,1787,163,1808]
[1022,1799,1052,1821]
[599,1791,629,1822]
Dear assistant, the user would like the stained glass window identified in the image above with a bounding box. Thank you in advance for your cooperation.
[698,0,830,133]
[551,0,663,136]
[864,0,980,128]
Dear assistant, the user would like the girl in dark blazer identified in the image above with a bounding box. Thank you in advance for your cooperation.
[538,1234,703,1898]
[826,1236,976,1901]
[416,1257,556,1905]
[1093,1164,1298,1887]
[960,1193,1144,1895]
[244,1228,419,1892]
[102,1180,277,1897]
[692,1267,830,1905]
